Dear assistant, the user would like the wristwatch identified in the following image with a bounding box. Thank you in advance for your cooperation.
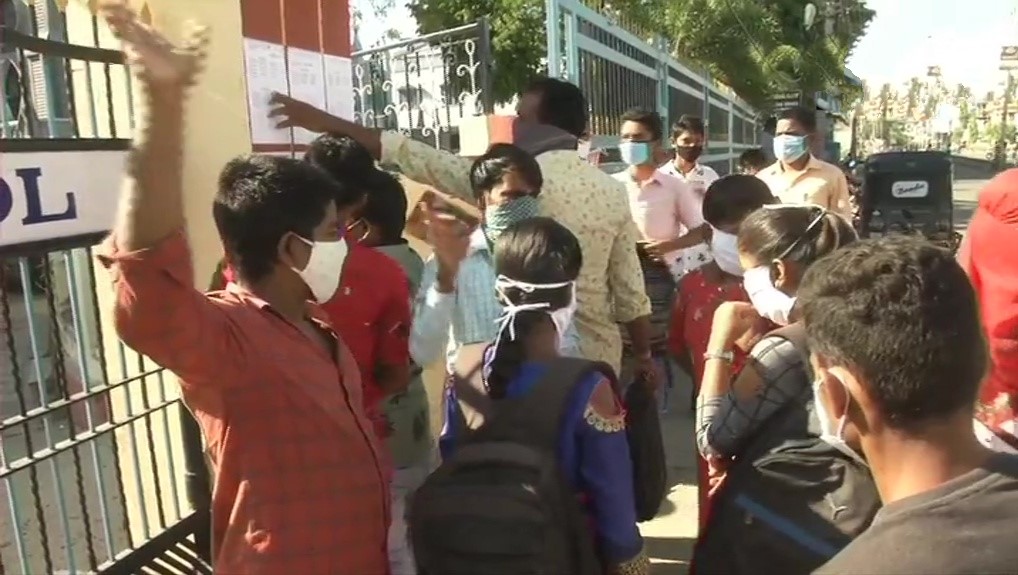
[703,350,734,363]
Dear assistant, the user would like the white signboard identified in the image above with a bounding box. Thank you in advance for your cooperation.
[242,38,292,146]
[891,180,929,199]
[286,47,327,145]
[0,149,126,249]
[323,54,355,120]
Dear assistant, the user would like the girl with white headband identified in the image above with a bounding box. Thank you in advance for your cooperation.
[444,216,648,574]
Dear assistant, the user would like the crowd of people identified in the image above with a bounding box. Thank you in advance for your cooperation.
[96,2,1018,574]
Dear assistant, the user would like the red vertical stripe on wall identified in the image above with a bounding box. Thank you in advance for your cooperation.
[239,0,283,42]
[320,0,351,57]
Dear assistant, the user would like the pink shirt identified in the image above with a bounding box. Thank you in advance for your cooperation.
[613,169,705,263]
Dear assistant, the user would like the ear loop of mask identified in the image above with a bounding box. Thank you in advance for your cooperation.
[485,275,574,380]
[761,204,828,262]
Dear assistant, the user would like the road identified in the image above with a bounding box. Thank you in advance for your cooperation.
[640,172,993,574]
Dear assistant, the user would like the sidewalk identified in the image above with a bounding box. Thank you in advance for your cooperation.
[640,374,699,574]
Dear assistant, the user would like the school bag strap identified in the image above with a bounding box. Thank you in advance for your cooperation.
[471,357,616,448]
[769,322,806,351]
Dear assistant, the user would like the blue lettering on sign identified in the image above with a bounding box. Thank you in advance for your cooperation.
[0,167,78,226]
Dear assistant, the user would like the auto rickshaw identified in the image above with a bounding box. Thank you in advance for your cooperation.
[857,150,962,252]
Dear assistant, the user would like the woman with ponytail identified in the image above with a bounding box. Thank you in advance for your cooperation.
[441,216,648,575]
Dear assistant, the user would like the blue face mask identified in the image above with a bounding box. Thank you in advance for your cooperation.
[618,141,652,166]
[773,134,808,163]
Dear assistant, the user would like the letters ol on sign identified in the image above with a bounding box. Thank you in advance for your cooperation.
[890,180,929,199]
[0,150,126,250]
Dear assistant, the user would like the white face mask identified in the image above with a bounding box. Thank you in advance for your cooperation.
[813,376,867,467]
[493,275,576,353]
[710,228,743,277]
[742,266,796,325]
[291,236,349,302]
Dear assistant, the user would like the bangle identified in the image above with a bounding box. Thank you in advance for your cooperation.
[703,350,734,363]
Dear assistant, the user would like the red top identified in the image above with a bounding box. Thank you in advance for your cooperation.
[319,243,412,438]
[99,232,389,573]
[668,266,751,384]
[959,169,1018,449]
[217,244,412,444]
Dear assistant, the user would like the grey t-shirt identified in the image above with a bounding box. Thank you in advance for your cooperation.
[815,453,1018,575]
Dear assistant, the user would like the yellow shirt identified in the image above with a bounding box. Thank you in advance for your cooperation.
[758,156,852,217]
[380,132,650,373]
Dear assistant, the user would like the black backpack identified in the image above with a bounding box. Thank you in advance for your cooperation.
[409,358,605,575]
[692,323,881,575]
[620,376,668,522]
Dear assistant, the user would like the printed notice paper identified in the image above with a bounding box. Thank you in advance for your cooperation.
[323,55,355,121]
[286,47,327,145]
[242,38,291,145]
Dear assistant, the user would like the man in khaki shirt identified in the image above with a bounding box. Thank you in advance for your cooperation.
[758,106,851,217]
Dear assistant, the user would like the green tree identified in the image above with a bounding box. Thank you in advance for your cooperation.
[410,0,547,103]
[409,0,874,108]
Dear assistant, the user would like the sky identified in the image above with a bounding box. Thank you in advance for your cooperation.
[847,0,1018,95]
[354,0,1018,95]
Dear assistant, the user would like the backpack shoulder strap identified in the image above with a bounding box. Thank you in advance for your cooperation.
[769,322,806,351]
[479,358,615,448]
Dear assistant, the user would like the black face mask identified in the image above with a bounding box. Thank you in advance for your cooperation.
[675,145,703,162]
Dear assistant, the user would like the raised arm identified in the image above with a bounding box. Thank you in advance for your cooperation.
[268,94,474,202]
[96,2,239,385]
[410,206,473,365]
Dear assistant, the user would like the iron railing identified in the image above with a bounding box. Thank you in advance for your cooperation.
[0,1,209,573]
[352,19,493,153]
[547,0,762,175]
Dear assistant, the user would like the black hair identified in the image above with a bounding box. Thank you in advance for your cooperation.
[360,171,408,243]
[521,77,588,138]
[621,107,664,141]
[738,205,857,267]
[304,133,376,179]
[797,236,988,430]
[469,143,544,202]
[213,154,342,282]
[671,115,706,139]
[738,148,769,171]
[701,174,776,228]
[303,134,376,209]
[486,217,582,399]
[777,106,818,133]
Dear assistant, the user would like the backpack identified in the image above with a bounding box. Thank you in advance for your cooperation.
[409,358,606,575]
[620,375,667,522]
[692,323,881,575]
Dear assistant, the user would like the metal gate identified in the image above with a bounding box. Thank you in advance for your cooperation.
[351,19,494,153]
[0,1,210,573]
[545,0,760,175]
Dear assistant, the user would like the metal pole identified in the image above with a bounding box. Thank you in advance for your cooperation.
[996,71,1013,169]
[179,408,212,561]
[475,18,494,114]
